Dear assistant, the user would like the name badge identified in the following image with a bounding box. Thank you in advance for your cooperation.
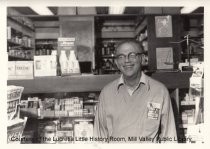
[147,102,161,120]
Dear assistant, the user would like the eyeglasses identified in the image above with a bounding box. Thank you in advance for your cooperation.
[115,52,143,62]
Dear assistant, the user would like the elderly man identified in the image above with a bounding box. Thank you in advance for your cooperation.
[94,40,177,143]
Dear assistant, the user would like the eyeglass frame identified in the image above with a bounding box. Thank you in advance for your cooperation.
[115,52,144,62]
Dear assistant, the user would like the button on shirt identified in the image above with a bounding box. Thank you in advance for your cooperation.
[94,72,177,143]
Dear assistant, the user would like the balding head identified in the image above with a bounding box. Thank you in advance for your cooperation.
[116,40,144,55]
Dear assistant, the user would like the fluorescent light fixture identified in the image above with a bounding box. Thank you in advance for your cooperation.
[30,6,53,15]
[181,7,199,14]
[109,7,125,14]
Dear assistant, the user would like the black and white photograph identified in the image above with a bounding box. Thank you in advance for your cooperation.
[0,0,209,147]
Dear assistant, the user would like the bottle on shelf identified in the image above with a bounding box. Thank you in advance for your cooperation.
[59,50,68,75]
[68,50,80,74]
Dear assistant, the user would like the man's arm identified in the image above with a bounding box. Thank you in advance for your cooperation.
[93,90,108,137]
[159,88,177,142]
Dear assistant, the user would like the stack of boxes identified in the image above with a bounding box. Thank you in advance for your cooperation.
[20,97,83,118]
[7,85,27,144]
[54,97,83,117]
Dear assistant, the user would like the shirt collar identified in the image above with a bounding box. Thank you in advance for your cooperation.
[117,72,149,91]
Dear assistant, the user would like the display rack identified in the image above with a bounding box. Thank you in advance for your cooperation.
[7,16,35,61]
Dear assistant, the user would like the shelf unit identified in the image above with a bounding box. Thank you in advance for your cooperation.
[135,17,149,68]
[33,19,59,56]
[180,15,204,63]
[8,72,192,143]
[7,15,35,61]
[177,70,204,143]
[35,39,58,56]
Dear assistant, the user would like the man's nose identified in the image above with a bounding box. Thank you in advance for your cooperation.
[125,55,130,62]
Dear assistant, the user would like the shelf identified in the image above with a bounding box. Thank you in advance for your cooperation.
[100,31,135,38]
[8,40,34,50]
[102,55,115,58]
[35,43,57,46]
[181,53,203,55]
[20,109,95,119]
[40,115,95,119]
[83,100,99,104]
[103,69,119,71]
[181,100,195,106]
[8,55,32,60]
[7,72,192,94]
[179,123,194,129]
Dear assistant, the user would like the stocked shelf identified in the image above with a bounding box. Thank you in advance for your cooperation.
[21,110,95,119]
[8,40,33,49]
[181,100,195,106]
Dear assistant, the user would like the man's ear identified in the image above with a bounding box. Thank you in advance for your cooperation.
[140,54,145,65]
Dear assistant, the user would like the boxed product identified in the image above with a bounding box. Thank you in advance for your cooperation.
[7,117,28,144]
[39,120,57,144]
[7,85,24,120]
[20,97,40,117]
[42,98,55,117]
[74,119,93,143]
[8,61,34,80]
[7,26,12,40]
[34,55,57,77]
[56,119,74,144]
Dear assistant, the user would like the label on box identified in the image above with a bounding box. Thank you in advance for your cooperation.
[34,55,57,77]
[8,61,16,77]
[8,61,33,80]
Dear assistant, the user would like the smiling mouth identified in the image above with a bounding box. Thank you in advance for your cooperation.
[123,65,134,69]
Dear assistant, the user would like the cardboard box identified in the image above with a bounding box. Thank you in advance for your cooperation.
[7,26,12,40]
[8,61,33,80]
[34,55,57,77]
[8,61,16,77]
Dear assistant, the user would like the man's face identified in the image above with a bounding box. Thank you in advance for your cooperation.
[115,42,143,78]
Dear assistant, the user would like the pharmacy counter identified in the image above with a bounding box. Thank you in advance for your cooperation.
[7,72,192,94]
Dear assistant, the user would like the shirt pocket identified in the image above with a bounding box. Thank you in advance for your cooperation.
[144,118,160,132]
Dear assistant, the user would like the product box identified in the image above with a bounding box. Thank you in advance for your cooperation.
[8,61,34,80]
[7,117,28,144]
[8,62,16,79]
[74,119,93,138]
[34,55,57,77]
[7,86,24,120]
[7,26,12,40]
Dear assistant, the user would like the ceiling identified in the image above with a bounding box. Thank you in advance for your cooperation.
[9,7,149,15]
[9,6,204,16]
[8,7,204,27]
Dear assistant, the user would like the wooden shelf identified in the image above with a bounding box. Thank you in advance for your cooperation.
[8,40,34,50]
[103,69,119,71]
[8,55,32,60]
[181,100,196,106]
[102,55,115,58]
[179,123,194,129]
[7,72,192,94]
